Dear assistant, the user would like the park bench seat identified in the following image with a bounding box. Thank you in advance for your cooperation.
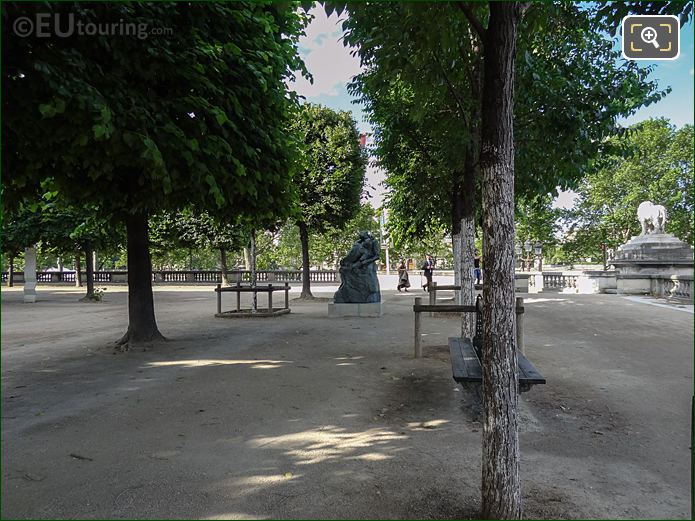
[448,337,546,386]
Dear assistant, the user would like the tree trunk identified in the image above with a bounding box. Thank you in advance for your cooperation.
[250,230,257,312]
[82,241,95,300]
[243,247,252,271]
[74,254,82,287]
[460,130,479,339]
[7,255,14,287]
[220,248,230,286]
[480,3,522,519]
[117,212,164,347]
[298,221,313,299]
[452,231,462,301]
[451,178,463,304]
[460,206,476,339]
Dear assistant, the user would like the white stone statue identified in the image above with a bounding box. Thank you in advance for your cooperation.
[637,201,667,235]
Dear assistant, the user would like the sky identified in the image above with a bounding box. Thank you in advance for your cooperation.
[289,7,695,209]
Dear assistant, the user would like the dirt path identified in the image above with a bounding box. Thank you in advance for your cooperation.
[2,287,692,519]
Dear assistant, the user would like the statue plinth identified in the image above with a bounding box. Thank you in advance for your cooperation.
[613,203,693,295]
[613,233,693,276]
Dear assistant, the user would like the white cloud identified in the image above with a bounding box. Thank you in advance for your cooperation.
[290,7,362,98]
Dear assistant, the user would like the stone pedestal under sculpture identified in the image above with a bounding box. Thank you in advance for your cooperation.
[329,231,383,317]
[613,201,693,295]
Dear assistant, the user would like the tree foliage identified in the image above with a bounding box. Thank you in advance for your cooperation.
[291,103,366,231]
[338,2,668,242]
[150,210,249,258]
[290,103,366,297]
[561,119,693,261]
[4,2,307,222]
[4,2,308,342]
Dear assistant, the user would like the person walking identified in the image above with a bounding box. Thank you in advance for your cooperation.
[421,254,435,292]
[474,249,482,285]
[397,260,410,292]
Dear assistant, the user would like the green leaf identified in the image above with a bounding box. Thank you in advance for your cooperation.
[92,124,106,139]
[38,103,56,118]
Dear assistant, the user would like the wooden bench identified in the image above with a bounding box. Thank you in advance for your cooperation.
[214,282,291,318]
[448,295,545,392]
[412,293,545,392]
[449,337,545,392]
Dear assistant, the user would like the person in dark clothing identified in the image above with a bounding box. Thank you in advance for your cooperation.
[422,254,435,291]
[474,249,482,284]
[397,260,410,292]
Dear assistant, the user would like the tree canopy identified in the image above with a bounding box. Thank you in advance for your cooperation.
[338,2,668,243]
[561,119,693,262]
[290,103,366,297]
[4,2,307,222]
[3,2,309,344]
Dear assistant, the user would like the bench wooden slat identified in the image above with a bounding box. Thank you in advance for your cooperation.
[216,286,289,293]
[517,353,546,384]
[448,337,545,386]
[449,337,483,382]
[414,304,478,313]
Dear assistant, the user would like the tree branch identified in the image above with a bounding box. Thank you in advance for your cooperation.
[430,51,470,126]
[456,2,486,42]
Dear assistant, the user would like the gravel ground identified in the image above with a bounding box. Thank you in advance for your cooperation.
[1,285,692,519]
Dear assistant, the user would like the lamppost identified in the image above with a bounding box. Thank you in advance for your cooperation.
[534,240,543,272]
[523,239,532,271]
[514,241,522,270]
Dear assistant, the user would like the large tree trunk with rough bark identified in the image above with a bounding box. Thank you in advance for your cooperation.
[74,253,82,287]
[82,241,95,300]
[298,221,313,299]
[461,60,482,340]
[220,248,230,286]
[479,2,523,519]
[460,157,477,339]
[7,255,14,287]
[117,213,164,348]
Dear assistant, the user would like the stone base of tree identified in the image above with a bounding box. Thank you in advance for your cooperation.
[215,308,291,319]
[328,302,383,318]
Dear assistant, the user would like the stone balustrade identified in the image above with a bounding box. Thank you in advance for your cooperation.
[4,269,690,302]
[1,270,341,285]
